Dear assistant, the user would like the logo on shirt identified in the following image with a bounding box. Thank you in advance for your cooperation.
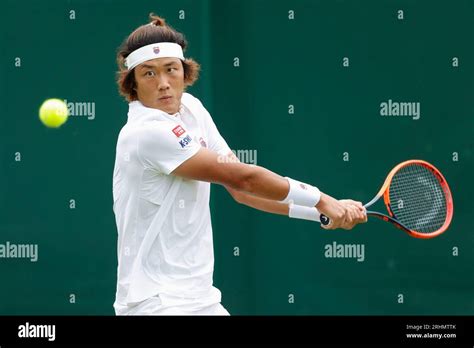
[179,134,192,148]
[199,137,207,148]
[172,125,186,137]
[300,183,307,190]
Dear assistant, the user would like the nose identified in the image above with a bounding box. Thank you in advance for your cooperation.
[157,74,170,90]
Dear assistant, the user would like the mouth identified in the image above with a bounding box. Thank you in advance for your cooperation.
[159,96,173,101]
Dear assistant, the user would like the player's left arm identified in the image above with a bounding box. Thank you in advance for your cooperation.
[223,152,364,224]
[204,116,295,216]
[222,151,312,217]
[225,184,290,215]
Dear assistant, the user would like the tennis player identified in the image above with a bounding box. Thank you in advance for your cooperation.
[112,14,367,315]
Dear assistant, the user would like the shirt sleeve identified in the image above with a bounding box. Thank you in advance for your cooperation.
[137,120,201,175]
[200,104,232,156]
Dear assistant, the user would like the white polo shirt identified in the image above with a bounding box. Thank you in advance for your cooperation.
[112,93,231,313]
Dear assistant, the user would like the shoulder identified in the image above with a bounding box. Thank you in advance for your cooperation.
[181,92,208,111]
[133,119,183,148]
[181,92,201,104]
[143,118,180,133]
[181,92,213,125]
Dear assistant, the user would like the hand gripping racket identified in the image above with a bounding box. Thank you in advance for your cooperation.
[320,160,454,239]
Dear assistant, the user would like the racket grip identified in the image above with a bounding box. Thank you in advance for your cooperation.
[320,214,331,226]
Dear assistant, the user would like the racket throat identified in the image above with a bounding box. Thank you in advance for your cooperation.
[366,211,410,232]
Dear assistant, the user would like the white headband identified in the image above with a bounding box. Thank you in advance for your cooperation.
[125,42,185,70]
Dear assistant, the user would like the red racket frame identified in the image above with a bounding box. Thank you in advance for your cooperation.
[365,160,454,239]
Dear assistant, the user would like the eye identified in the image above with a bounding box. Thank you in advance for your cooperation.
[168,67,178,73]
[144,70,155,77]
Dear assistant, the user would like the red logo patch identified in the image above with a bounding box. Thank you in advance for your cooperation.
[172,125,185,137]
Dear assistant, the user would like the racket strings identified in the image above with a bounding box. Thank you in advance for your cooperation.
[389,164,447,233]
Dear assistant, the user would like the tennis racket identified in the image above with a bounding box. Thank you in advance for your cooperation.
[320,160,454,239]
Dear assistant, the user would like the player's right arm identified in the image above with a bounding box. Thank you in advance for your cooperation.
[171,147,361,229]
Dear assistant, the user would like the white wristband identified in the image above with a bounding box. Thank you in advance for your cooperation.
[280,177,321,207]
[288,203,321,222]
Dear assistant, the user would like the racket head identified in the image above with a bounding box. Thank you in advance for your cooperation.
[375,160,453,239]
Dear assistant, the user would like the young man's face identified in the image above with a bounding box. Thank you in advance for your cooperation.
[134,57,185,114]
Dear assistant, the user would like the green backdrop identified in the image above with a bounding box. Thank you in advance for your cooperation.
[0,0,472,315]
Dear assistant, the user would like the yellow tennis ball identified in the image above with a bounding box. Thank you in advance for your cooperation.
[39,98,69,128]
